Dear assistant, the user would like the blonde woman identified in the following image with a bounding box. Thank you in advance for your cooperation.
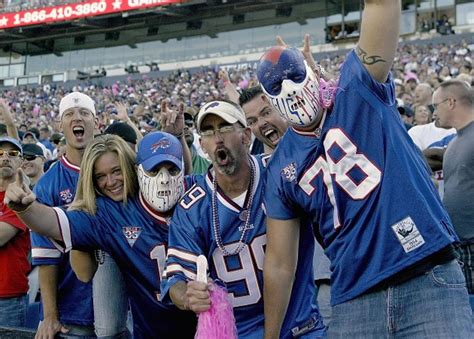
[5,133,197,339]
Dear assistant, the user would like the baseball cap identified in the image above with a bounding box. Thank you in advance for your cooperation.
[136,131,183,172]
[397,105,414,117]
[184,107,197,121]
[59,92,96,118]
[22,131,38,142]
[104,122,137,145]
[0,137,23,155]
[196,101,247,132]
[22,143,44,157]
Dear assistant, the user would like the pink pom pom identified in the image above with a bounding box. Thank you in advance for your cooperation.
[195,283,237,339]
[319,77,339,110]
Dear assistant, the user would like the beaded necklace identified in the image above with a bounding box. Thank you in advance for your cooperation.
[211,157,255,256]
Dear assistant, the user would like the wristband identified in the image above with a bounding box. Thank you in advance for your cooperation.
[16,202,34,214]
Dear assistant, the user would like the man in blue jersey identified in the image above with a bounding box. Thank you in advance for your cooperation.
[161,100,326,338]
[257,1,472,338]
[5,132,197,338]
[31,92,96,338]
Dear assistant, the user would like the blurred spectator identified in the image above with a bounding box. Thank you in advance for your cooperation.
[437,14,454,35]
[183,107,210,174]
[0,138,30,328]
[21,143,45,188]
[397,104,414,130]
[414,83,433,107]
[434,80,474,293]
[413,104,432,126]
[39,126,54,153]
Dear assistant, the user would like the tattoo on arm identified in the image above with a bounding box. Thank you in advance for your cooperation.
[356,46,386,65]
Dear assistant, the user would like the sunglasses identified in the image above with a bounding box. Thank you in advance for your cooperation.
[0,149,21,157]
[23,154,40,161]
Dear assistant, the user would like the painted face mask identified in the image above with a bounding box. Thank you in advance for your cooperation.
[257,46,336,128]
[137,164,184,213]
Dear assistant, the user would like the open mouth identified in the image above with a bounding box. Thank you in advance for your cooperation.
[157,190,171,197]
[216,148,230,166]
[263,128,279,144]
[73,126,85,138]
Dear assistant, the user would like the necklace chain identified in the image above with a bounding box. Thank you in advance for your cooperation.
[212,157,255,256]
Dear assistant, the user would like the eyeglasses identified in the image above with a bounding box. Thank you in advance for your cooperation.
[184,120,194,128]
[23,154,40,161]
[0,149,21,157]
[432,98,455,110]
[199,125,240,137]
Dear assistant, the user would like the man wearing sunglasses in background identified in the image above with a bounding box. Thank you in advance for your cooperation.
[21,144,45,189]
[0,137,30,328]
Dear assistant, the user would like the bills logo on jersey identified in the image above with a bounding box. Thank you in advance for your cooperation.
[123,226,142,247]
[150,139,170,153]
[59,189,73,204]
[391,216,425,253]
[281,162,297,182]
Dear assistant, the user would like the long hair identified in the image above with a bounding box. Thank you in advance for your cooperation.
[69,134,138,214]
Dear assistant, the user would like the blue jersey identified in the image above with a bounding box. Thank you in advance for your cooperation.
[51,192,197,338]
[162,155,325,338]
[264,50,458,306]
[31,155,93,326]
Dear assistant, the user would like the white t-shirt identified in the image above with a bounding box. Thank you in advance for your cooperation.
[408,122,455,151]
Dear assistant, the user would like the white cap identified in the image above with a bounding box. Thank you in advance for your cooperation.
[59,92,96,118]
[196,101,247,132]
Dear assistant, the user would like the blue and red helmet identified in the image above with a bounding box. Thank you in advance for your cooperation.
[257,46,325,128]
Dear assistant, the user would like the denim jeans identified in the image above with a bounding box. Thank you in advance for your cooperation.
[328,259,472,338]
[0,295,27,327]
[316,282,332,327]
[93,251,129,338]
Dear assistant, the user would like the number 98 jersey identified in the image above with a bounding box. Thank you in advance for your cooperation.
[264,50,458,306]
[162,155,267,338]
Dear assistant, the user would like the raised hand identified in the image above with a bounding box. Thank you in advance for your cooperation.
[160,101,184,138]
[4,168,36,212]
[0,98,11,117]
[276,34,322,80]
[113,102,130,122]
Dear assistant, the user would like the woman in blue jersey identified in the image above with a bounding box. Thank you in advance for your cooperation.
[4,132,197,339]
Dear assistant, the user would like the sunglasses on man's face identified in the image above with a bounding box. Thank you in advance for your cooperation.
[23,154,40,161]
[0,149,21,157]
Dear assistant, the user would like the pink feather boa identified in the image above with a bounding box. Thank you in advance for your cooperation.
[195,283,237,339]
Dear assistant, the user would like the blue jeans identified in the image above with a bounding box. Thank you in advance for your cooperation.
[93,251,129,338]
[0,295,27,327]
[328,259,472,338]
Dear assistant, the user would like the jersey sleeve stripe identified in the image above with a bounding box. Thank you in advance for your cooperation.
[164,263,197,280]
[167,248,199,263]
[31,248,62,258]
[52,207,72,252]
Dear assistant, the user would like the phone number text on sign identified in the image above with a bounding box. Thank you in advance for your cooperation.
[0,0,182,29]
[13,2,108,26]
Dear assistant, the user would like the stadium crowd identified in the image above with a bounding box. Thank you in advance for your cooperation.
[0,5,473,337]
[0,39,472,144]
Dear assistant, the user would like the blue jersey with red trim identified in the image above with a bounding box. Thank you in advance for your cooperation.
[52,190,197,339]
[31,155,93,326]
[162,155,325,338]
[264,50,458,306]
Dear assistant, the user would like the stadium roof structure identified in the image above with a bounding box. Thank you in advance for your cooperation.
[0,0,351,56]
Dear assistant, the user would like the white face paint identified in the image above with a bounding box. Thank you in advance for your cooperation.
[137,164,184,213]
[262,61,325,128]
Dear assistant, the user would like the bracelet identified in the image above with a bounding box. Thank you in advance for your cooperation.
[16,202,34,214]
[172,132,183,139]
